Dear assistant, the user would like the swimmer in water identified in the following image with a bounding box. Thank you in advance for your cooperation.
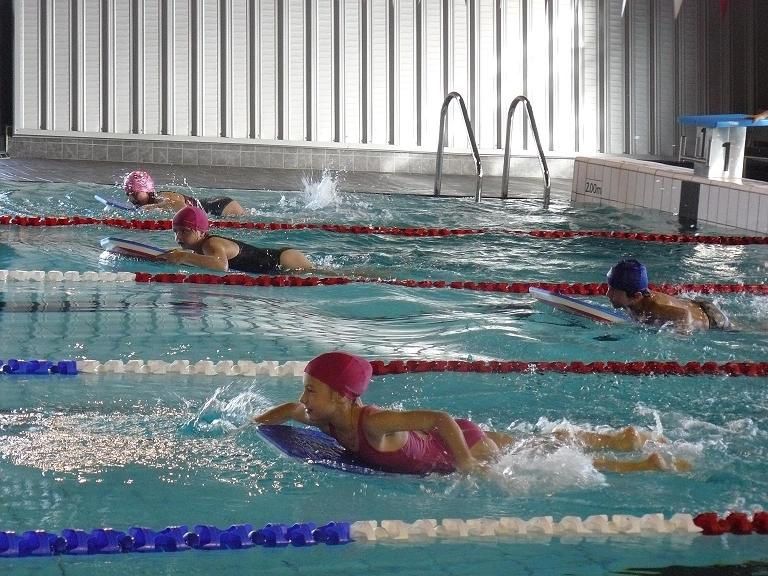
[605,259,732,331]
[252,351,689,475]
[123,170,246,217]
[158,205,314,273]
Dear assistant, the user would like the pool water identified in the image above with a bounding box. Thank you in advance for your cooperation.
[0,176,767,575]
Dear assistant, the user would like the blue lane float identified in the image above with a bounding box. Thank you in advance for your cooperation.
[0,522,351,558]
[0,359,77,375]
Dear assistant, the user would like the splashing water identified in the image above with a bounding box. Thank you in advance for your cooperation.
[491,438,607,494]
[183,386,269,435]
[300,170,342,209]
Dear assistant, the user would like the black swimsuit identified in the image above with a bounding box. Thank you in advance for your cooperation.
[690,298,733,330]
[199,197,235,216]
[154,193,233,216]
[208,235,288,274]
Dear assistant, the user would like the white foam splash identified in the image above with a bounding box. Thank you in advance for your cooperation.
[300,170,342,209]
[492,440,607,493]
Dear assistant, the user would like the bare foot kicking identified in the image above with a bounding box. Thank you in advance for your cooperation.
[613,426,667,451]
[642,452,691,472]
[592,452,691,473]
[563,425,667,451]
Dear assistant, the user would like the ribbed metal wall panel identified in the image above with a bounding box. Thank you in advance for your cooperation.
[312,0,334,142]
[653,0,676,157]
[447,0,468,150]
[476,0,497,150]
[627,0,650,155]
[340,0,361,143]
[170,0,190,135]
[259,0,277,140]
[229,0,249,138]
[18,0,40,129]
[526,1,549,150]
[393,0,416,147]
[81,0,102,132]
[51,0,70,130]
[112,0,131,133]
[368,0,388,144]
[142,0,161,134]
[500,0,524,150]
[15,0,757,159]
[285,0,305,140]
[551,0,575,152]
[579,0,599,152]
[676,0,701,116]
[421,0,443,147]
[604,0,624,153]
[200,0,219,137]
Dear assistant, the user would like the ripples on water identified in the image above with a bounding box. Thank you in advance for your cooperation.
[1,177,767,574]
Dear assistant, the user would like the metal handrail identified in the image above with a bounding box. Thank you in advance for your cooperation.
[501,96,551,207]
[433,92,483,201]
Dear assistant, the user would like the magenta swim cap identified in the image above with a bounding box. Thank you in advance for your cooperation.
[172,206,209,233]
[305,352,373,399]
[123,170,155,196]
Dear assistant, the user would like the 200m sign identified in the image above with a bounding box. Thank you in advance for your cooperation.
[585,179,602,195]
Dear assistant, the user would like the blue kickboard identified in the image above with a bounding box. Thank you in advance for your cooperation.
[677,114,768,128]
[529,287,631,324]
[99,237,166,260]
[94,194,138,211]
[257,425,380,476]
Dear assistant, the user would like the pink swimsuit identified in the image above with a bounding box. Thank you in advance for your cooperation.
[346,406,487,474]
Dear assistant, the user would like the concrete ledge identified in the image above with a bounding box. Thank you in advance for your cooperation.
[8,133,574,180]
[572,155,768,233]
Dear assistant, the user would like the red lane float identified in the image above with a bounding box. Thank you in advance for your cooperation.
[132,272,768,296]
[364,359,768,377]
[694,512,768,535]
[2,214,766,245]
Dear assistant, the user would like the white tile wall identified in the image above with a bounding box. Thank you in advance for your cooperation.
[759,195,768,233]
[747,192,760,231]
[698,185,710,222]
[571,156,768,233]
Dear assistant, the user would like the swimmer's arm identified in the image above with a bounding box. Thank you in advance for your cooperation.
[251,402,312,425]
[364,409,478,473]
[157,248,228,271]
[139,192,186,212]
[159,237,229,271]
[753,110,768,121]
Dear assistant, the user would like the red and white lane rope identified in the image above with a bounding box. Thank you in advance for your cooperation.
[57,358,768,377]
[352,511,768,539]
[1,269,766,296]
[2,214,766,245]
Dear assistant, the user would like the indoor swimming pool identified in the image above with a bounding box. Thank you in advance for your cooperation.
[0,175,767,575]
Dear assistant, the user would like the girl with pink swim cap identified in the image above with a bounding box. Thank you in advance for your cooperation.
[123,170,246,217]
[252,351,690,475]
[159,205,314,273]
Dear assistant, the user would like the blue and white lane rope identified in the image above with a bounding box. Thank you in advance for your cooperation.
[0,514,711,558]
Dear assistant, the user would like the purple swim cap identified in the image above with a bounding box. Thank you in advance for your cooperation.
[607,259,649,294]
[123,171,155,197]
[304,352,373,399]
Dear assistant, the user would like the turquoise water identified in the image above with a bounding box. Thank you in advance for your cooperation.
[0,177,767,574]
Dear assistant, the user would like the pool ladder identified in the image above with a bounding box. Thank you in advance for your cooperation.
[433,92,483,201]
[501,96,551,207]
[433,93,550,206]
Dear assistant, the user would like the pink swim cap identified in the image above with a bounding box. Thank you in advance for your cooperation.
[172,206,209,232]
[305,352,372,399]
[123,170,155,196]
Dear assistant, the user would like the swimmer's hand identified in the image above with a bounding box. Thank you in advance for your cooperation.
[157,249,191,264]
[455,456,492,476]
